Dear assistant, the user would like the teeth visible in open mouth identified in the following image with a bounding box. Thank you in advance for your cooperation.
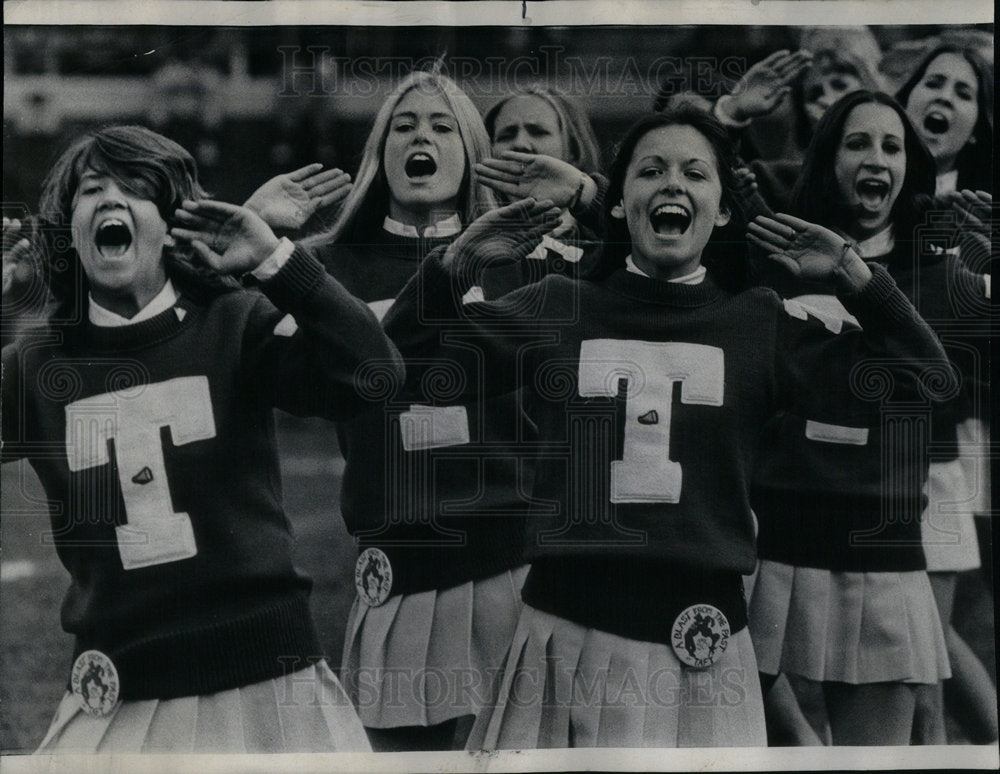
[95,218,132,259]
[650,204,691,236]
[856,179,890,209]
[924,111,950,135]
[404,153,437,178]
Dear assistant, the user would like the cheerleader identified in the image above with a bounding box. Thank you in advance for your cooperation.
[714,30,883,211]
[1,125,396,753]
[896,44,993,196]
[476,86,607,291]
[381,104,952,748]
[247,68,591,751]
[897,47,996,742]
[749,90,991,745]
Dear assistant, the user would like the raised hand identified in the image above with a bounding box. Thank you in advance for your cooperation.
[939,189,992,238]
[722,49,813,122]
[2,217,37,298]
[244,164,352,230]
[442,198,563,274]
[733,166,759,200]
[171,200,281,275]
[748,213,871,291]
[475,151,594,209]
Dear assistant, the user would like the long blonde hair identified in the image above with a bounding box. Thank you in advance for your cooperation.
[306,69,496,246]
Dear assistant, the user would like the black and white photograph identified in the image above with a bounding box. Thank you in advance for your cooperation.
[1,1,995,771]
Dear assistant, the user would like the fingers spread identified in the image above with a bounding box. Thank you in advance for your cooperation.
[758,49,791,69]
[775,50,813,80]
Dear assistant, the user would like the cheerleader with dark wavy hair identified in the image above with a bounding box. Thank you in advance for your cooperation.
[748,90,990,745]
[381,104,951,748]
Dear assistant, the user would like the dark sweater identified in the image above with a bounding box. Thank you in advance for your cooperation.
[1,248,401,700]
[383,253,951,638]
[753,245,990,571]
[314,228,600,595]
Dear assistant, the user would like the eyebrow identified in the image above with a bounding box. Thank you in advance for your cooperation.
[392,111,457,121]
[844,131,903,141]
[926,69,975,88]
[499,119,550,128]
[635,155,711,165]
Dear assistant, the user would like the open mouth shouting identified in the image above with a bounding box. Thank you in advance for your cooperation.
[404,152,438,180]
[94,218,133,259]
[649,204,692,237]
[923,110,951,136]
[856,178,891,211]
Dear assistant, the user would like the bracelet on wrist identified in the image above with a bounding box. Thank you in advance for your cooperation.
[568,176,587,211]
[839,240,857,265]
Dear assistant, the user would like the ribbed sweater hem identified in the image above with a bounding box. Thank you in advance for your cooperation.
[70,594,321,701]
[522,556,747,647]
[356,521,526,595]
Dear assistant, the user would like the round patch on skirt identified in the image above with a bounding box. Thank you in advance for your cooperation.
[355,547,393,606]
[71,650,120,717]
[670,604,730,669]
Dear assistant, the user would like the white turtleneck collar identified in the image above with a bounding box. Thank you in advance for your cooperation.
[382,213,462,238]
[88,279,178,327]
[625,255,707,284]
[935,169,959,196]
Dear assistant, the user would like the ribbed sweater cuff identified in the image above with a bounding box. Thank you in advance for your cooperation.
[838,263,913,326]
[258,246,326,311]
[569,172,608,231]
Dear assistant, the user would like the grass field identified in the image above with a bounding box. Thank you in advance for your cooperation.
[1,413,995,752]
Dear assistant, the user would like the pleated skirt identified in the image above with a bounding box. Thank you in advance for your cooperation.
[466,604,766,749]
[922,418,988,572]
[36,662,371,753]
[748,560,950,685]
[342,565,529,728]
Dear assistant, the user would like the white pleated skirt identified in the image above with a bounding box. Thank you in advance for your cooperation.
[748,560,950,685]
[36,662,371,753]
[342,565,529,728]
[922,418,989,572]
[466,604,767,749]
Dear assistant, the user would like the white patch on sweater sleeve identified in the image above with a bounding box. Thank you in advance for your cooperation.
[461,286,486,305]
[805,420,869,445]
[367,299,394,321]
[399,405,470,450]
[273,314,298,337]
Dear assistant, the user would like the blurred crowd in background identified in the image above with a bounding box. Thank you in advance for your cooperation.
[4,25,993,215]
